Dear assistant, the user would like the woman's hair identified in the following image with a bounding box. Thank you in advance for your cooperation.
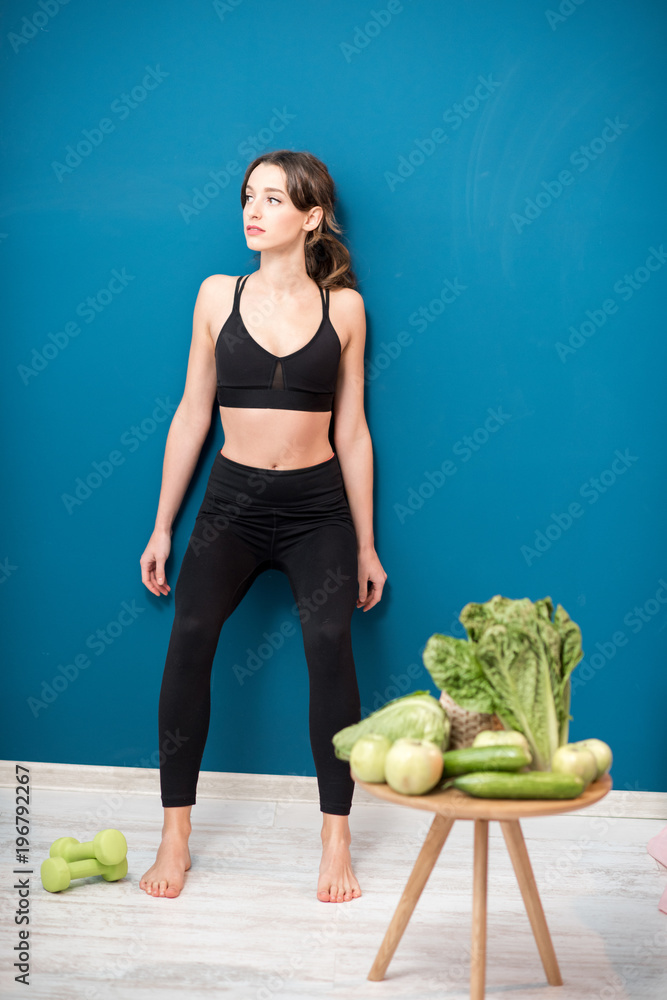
[240,149,357,290]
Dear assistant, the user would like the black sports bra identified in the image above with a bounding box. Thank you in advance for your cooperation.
[215,274,341,411]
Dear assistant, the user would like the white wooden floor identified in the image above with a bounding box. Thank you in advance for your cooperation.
[1,762,666,1000]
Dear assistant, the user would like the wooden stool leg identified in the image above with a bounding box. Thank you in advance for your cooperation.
[367,813,455,981]
[499,819,563,986]
[470,819,489,1000]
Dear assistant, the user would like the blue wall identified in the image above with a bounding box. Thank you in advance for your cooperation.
[2,0,666,792]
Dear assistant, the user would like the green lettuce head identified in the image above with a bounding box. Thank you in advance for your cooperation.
[332,691,450,761]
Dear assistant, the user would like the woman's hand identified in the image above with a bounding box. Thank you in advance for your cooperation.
[140,528,173,596]
[356,547,387,612]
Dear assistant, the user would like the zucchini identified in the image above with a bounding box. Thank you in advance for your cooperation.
[441,745,531,777]
[453,770,585,799]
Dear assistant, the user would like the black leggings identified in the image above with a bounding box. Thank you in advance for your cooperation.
[157,449,361,815]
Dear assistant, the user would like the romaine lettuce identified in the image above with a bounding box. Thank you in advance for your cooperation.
[422,595,584,770]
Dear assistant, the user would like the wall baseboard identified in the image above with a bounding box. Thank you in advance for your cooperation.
[2,760,666,819]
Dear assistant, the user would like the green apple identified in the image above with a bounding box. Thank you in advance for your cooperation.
[551,744,598,788]
[384,738,444,795]
[350,734,392,783]
[570,738,613,779]
[472,729,532,762]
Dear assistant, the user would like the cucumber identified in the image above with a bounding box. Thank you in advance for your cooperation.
[453,770,585,799]
[441,745,531,777]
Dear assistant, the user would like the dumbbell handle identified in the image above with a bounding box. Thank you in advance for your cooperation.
[50,829,127,866]
[41,854,128,892]
[68,857,116,879]
[60,841,116,863]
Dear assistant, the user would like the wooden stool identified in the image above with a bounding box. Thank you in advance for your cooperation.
[352,771,612,999]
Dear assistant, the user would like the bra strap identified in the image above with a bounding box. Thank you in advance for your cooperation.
[234,274,250,310]
[320,285,330,319]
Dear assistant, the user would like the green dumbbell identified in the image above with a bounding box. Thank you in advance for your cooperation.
[49,829,127,867]
[41,855,128,893]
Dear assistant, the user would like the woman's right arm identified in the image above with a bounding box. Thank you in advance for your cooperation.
[140,276,223,596]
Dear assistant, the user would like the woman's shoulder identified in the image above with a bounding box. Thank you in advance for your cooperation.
[329,286,365,347]
[196,273,245,308]
[330,285,365,320]
[330,285,364,308]
[200,273,244,292]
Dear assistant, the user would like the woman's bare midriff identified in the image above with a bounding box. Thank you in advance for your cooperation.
[218,405,335,470]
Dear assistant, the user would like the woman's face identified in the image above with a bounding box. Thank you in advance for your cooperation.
[243,162,322,249]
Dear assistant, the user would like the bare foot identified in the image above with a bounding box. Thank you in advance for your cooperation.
[317,834,362,902]
[140,830,192,898]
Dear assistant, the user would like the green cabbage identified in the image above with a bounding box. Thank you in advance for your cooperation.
[332,691,450,761]
[422,595,583,771]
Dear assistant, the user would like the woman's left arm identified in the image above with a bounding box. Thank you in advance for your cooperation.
[332,289,387,612]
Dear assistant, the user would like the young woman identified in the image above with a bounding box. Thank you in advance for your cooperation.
[138,149,387,903]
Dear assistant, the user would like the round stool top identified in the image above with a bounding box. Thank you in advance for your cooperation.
[351,771,612,820]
